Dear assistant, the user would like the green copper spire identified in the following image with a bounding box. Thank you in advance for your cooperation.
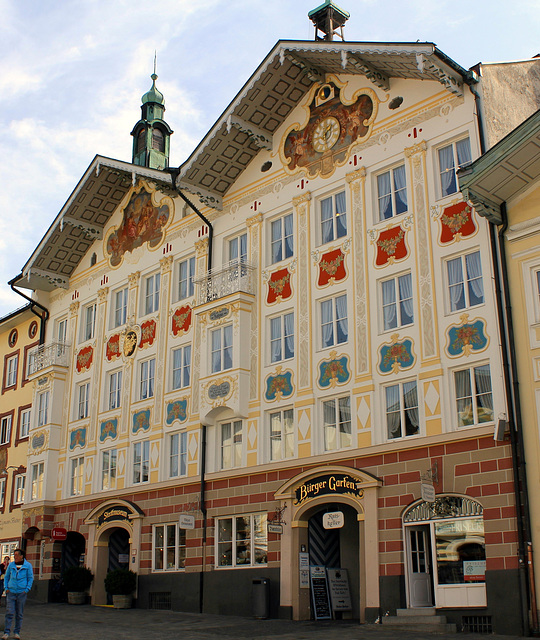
[131,62,173,170]
[308,0,349,41]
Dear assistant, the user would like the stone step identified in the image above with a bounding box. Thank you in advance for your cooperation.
[383,614,448,625]
[381,621,457,633]
[396,608,437,616]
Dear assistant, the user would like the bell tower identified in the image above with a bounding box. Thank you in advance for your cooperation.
[308,0,349,41]
[131,64,173,170]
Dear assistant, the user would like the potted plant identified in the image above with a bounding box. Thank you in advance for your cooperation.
[62,565,94,605]
[104,568,137,609]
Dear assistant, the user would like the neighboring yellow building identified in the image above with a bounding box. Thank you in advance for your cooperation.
[0,305,42,562]
[459,108,540,628]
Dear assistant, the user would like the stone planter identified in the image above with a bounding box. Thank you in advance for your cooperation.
[112,594,132,609]
[67,591,86,605]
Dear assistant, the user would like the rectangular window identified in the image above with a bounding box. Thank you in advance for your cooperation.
[385,381,419,439]
[377,165,407,220]
[323,396,351,451]
[447,251,484,312]
[57,318,68,344]
[172,345,191,390]
[321,294,348,348]
[144,273,161,315]
[0,478,5,508]
[221,420,242,469]
[77,382,90,420]
[178,257,195,300]
[19,409,31,439]
[6,355,18,388]
[381,273,414,331]
[113,288,128,327]
[133,440,150,484]
[31,462,44,500]
[83,304,96,341]
[153,524,186,571]
[270,409,294,461]
[270,313,294,363]
[70,457,84,496]
[270,214,293,264]
[455,364,494,427]
[101,449,117,490]
[108,371,122,410]
[0,416,12,445]
[169,432,187,478]
[13,475,25,504]
[211,325,233,373]
[140,358,155,399]
[37,391,49,427]
[217,514,268,568]
[229,233,248,264]
[438,137,472,197]
[320,191,347,244]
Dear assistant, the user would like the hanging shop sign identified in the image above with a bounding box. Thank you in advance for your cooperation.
[294,473,363,505]
[421,482,436,503]
[179,514,195,530]
[51,527,67,541]
[323,511,344,529]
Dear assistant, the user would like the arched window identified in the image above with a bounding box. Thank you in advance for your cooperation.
[137,129,146,154]
[152,128,165,152]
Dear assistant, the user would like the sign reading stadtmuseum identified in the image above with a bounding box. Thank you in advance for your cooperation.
[97,505,131,529]
[294,473,364,505]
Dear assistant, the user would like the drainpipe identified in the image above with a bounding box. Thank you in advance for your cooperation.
[199,423,208,614]
[8,274,49,345]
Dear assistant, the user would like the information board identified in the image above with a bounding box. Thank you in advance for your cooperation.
[327,568,352,611]
[310,566,332,620]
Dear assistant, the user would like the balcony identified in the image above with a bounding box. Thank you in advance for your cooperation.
[194,260,256,306]
[28,341,70,375]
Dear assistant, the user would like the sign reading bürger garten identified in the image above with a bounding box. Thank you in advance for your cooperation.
[294,473,364,505]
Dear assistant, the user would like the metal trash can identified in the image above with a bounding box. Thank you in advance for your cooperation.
[252,577,270,618]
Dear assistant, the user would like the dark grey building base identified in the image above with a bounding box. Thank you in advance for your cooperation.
[379,575,405,616]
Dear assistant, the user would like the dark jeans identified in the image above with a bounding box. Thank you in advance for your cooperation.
[4,592,27,635]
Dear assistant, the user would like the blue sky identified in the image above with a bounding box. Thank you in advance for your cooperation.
[0,0,539,316]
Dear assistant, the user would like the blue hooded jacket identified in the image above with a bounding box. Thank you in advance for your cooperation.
[4,559,33,595]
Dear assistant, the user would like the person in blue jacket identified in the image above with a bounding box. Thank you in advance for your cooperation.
[2,549,33,640]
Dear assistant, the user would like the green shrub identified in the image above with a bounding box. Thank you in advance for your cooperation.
[62,566,94,592]
[104,568,137,596]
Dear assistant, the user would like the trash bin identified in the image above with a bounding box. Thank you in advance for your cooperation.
[252,577,270,619]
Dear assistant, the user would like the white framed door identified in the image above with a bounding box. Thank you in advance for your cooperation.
[405,525,434,607]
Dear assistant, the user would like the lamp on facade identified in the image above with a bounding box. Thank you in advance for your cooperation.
[0,465,25,477]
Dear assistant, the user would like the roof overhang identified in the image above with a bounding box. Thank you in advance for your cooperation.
[458,109,540,225]
[16,156,175,292]
[177,39,474,211]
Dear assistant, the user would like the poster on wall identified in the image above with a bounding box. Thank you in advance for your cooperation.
[310,566,332,620]
[327,568,352,612]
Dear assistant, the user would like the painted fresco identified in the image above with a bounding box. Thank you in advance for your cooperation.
[446,315,488,357]
[374,224,408,267]
[139,319,157,348]
[318,248,346,286]
[76,346,93,372]
[267,268,292,304]
[99,418,118,442]
[317,352,350,388]
[172,306,192,336]
[439,201,477,244]
[282,82,376,178]
[265,369,294,402]
[69,428,86,450]
[378,335,415,374]
[166,400,188,425]
[132,409,151,434]
[106,184,172,267]
[106,334,121,362]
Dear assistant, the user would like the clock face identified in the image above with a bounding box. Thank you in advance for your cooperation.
[312,116,341,152]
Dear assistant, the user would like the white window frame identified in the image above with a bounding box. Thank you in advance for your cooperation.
[37,391,49,427]
[320,190,347,244]
[82,303,96,342]
[101,448,117,491]
[437,136,472,198]
[322,395,352,451]
[13,474,25,505]
[57,317,68,344]
[169,432,187,478]
[108,370,122,410]
[112,287,128,328]
[446,250,484,313]
[269,312,294,364]
[320,294,348,348]
[216,513,268,568]
[152,523,186,571]
[70,457,84,496]
[536,269,540,323]
[220,420,243,470]
[270,213,293,264]
[376,164,408,221]
[77,382,90,420]
[133,440,150,484]
[210,325,233,373]
[381,273,414,332]
[0,478,5,509]
[177,256,196,301]
[454,364,494,428]
[0,415,12,445]
[171,345,191,390]
[19,409,31,439]
[6,354,18,388]
[269,408,294,461]
[140,358,156,400]
[31,462,44,501]
[385,380,420,440]
[228,232,248,264]
[144,272,161,315]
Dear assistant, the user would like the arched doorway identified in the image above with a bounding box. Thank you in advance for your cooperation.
[61,531,86,572]
[92,525,132,605]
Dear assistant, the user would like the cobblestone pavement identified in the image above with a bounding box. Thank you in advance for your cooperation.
[0,602,527,640]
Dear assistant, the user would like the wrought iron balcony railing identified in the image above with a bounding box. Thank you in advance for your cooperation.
[194,260,256,305]
[28,341,70,375]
